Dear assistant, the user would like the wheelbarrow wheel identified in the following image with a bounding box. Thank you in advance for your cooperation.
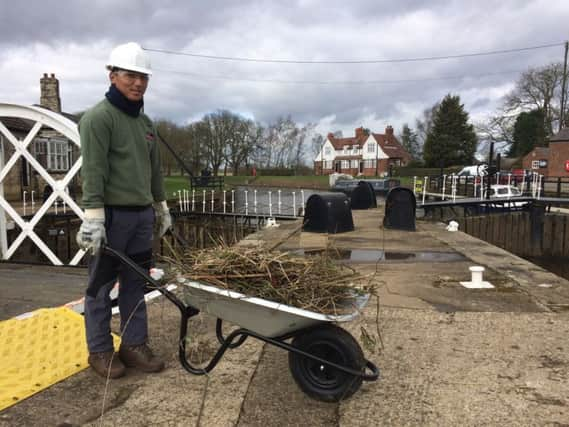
[288,325,365,402]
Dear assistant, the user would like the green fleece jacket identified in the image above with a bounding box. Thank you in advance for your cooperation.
[79,99,165,209]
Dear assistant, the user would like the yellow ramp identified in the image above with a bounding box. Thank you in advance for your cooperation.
[0,307,119,411]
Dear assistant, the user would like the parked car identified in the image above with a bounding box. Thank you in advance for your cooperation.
[484,184,528,208]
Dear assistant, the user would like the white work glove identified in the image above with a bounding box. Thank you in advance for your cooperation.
[154,201,172,238]
[76,208,106,255]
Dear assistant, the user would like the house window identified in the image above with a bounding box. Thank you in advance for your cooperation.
[539,160,548,168]
[531,160,540,169]
[341,160,350,169]
[367,142,376,153]
[364,159,376,168]
[351,160,358,168]
[46,138,70,171]
[323,160,333,169]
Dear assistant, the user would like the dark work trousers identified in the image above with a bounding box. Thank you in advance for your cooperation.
[84,206,154,354]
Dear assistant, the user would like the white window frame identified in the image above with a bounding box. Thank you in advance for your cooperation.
[531,160,540,169]
[46,138,69,171]
[367,142,376,153]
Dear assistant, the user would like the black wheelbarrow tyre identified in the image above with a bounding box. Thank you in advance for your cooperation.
[288,324,365,402]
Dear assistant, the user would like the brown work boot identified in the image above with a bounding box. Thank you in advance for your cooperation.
[118,343,165,373]
[88,351,126,379]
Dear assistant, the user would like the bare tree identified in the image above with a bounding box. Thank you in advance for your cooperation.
[503,62,565,136]
[415,102,439,152]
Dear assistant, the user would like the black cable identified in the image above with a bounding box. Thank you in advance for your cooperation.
[143,41,563,64]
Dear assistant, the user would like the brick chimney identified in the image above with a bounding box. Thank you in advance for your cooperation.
[327,132,335,140]
[355,127,365,140]
[40,73,61,113]
[385,125,394,143]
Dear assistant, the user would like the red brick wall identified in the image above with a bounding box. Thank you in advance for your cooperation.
[548,142,569,176]
[522,151,548,175]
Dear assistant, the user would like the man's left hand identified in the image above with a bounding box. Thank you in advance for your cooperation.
[154,201,172,238]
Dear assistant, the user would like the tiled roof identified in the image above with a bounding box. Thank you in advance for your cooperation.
[327,135,366,150]
[372,133,412,161]
[0,116,34,132]
[549,127,569,142]
[523,147,549,159]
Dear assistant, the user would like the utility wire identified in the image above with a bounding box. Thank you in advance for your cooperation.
[154,67,524,85]
[144,41,563,64]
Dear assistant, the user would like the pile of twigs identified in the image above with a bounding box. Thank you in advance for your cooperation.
[162,246,373,315]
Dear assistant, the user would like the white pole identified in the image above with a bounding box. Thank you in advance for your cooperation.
[211,190,215,212]
[278,189,282,214]
[63,187,67,214]
[422,176,427,204]
[0,141,7,258]
[507,173,511,188]
[413,176,417,195]
[537,175,542,199]
[245,190,249,215]
[451,175,457,203]
[23,190,27,216]
[178,190,182,212]
[202,190,206,213]
[31,190,35,213]
[231,190,235,213]
[254,189,257,214]
[441,175,447,200]
[223,190,227,213]
[292,192,296,217]
[191,190,195,212]
[496,172,501,185]
[268,191,273,216]
[300,189,305,216]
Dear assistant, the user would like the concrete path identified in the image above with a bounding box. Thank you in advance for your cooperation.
[1,207,569,426]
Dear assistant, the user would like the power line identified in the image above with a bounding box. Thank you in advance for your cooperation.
[144,41,563,65]
[154,67,524,85]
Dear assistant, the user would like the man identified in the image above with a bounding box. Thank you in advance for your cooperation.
[76,42,172,379]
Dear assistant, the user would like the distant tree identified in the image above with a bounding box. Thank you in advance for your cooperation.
[504,62,565,136]
[415,102,439,151]
[508,109,547,157]
[423,94,477,167]
[398,124,421,160]
[311,133,325,160]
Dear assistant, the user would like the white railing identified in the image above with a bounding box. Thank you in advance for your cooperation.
[0,103,85,265]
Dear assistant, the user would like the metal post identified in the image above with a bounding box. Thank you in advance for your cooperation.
[202,190,206,213]
[231,190,235,213]
[441,175,447,200]
[192,190,195,212]
[413,176,417,195]
[31,190,35,213]
[244,190,249,215]
[0,139,7,258]
[23,191,27,216]
[422,176,427,204]
[292,192,296,216]
[211,190,215,212]
[178,190,182,212]
[278,190,281,215]
[268,191,272,216]
[254,189,257,214]
[300,190,305,216]
[222,190,226,213]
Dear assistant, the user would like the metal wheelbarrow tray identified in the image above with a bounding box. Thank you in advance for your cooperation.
[104,245,379,402]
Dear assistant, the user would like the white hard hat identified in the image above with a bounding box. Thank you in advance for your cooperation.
[106,42,152,75]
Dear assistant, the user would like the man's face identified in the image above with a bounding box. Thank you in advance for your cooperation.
[110,69,149,101]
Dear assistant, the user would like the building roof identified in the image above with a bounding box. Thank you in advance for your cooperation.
[326,126,412,161]
[372,132,412,161]
[549,127,569,142]
[523,146,549,159]
[0,116,35,133]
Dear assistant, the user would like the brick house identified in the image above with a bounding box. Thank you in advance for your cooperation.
[522,146,549,175]
[0,74,79,202]
[314,126,412,176]
[547,128,569,176]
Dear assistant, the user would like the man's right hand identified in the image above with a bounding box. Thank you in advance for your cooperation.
[76,208,106,255]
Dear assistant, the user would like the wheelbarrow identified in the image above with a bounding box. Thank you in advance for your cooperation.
[103,245,379,402]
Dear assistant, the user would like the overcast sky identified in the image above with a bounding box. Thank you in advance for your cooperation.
[1,0,568,139]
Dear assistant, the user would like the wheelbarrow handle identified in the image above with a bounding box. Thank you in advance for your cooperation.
[101,244,187,313]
